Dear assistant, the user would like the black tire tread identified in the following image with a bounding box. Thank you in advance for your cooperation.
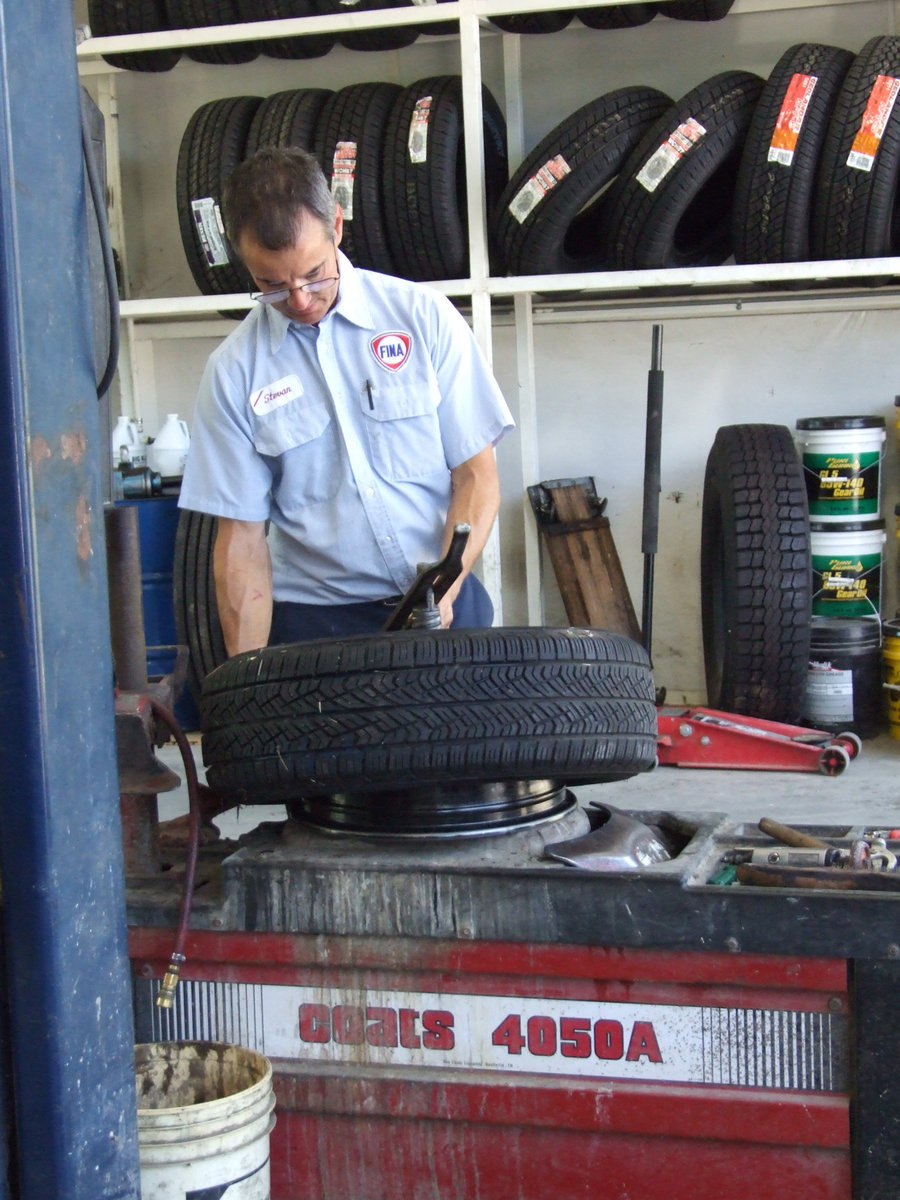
[810,34,900,260]
[602,70,765,269]
[384,75,508,281]
[700,424,812,722]
[491,85,672,276]
[733,42,854,264]
[88,0,180,70]
[201,628,658,797]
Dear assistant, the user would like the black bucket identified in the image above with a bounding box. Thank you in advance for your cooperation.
[801,616,883,738]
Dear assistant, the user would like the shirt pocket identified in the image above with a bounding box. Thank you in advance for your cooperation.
[252,395,339,506]
[362,383,445,482]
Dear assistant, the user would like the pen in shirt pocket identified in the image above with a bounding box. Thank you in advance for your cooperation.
[364,379,374,410]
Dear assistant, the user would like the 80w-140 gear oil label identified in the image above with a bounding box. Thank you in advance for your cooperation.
[141,979,847,1093]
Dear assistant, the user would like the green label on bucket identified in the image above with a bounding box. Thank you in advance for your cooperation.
[812,550,881,617]
[803,451,880,516]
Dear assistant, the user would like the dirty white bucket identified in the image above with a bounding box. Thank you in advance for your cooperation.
[135,1041,275,1200]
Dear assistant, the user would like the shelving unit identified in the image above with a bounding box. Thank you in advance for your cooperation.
[76,0,900,654]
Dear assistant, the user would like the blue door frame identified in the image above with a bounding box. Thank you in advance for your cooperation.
[0,2,141,1195]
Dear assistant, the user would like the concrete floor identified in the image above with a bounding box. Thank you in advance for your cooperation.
[158,729,900,840]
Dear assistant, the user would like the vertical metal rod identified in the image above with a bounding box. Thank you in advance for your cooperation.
[105,503,149,690]
[641,324,665,658]
[0,1,141,1195]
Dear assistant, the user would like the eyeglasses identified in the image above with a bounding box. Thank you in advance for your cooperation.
[251,275,340,304]
[250,249,341,305]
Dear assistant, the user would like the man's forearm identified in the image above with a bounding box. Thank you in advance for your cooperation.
[213,519,273,656]
[440,445,501,623]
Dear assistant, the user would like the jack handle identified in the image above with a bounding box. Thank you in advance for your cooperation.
[382,524,471,631]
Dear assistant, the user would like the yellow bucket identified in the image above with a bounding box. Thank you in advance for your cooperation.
[882,618,900,739]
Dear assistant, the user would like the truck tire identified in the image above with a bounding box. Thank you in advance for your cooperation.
[235,0,333,58]
[810,35,900,260]
[384,76,508,281]
[314,82,403,274]
[660,0,735,18]
[491,86,672,276]
[176,96,262,297]
[732,43,853,264]
[701,424,812,723]
[488,12,573,33]
[164,0,260,62]
[87,0,180,70]
[601,70,764,269]
[244,88,332,158]
[200,628,658,800]
[578,5,657,29]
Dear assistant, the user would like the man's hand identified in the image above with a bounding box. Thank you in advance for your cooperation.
[213,518,273,656]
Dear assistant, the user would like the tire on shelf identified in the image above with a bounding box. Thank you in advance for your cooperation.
[732,42,854,265]
[312,0,420,51]
[200,627,659,800]
[244,88,332,158]
[491,86,672,277]
[163,0,260,62]
[234,0,334,59]
[176,95,263,297]
[658,0,735,19]
[173,509,227,704]
[313,82,403,274]
[601,70,764,269]
[383,75,508,281]
[578,5,657,30]
[488,12,574,34]
[87,0,181,71]
[700,424,812,724]
[810,34,900,260]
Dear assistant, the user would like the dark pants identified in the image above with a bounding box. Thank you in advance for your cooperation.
[269,573,494,645]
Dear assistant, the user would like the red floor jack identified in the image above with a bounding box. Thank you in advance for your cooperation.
[640,327,857,777]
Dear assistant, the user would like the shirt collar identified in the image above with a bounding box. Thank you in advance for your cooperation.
[264,249,375,352]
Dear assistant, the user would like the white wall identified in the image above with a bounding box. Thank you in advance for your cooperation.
[79,0,900,701]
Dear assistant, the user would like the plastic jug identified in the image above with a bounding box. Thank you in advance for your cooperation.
[111,414,142,467]
[148,413,191,478]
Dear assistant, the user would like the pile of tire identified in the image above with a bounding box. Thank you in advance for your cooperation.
[86,0,448,71]
[490,0,735,36]
[491,35,900,275]
[88,0,736,70]
[176,77,508,291]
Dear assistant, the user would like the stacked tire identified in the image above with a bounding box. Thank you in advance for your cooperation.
[491,35,900,278]
[176,77,508,293]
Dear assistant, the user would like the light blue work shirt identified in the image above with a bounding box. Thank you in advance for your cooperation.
[179,252,514,604]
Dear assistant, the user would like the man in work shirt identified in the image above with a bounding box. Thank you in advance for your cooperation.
[179,148,514,656]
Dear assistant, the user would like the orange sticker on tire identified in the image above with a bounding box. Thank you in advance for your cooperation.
[847,74,900,171]
[768,73,818,166]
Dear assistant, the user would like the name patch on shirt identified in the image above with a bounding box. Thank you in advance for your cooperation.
[371,332,412,372]
[250,374,304,416]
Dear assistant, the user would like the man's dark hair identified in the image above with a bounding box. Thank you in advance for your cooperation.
[222,148,336,251]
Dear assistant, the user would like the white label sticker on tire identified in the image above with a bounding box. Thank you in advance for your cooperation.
[847,74,900,172]
[190,197,230,267]
[767,73,818,167]
[408,96,433,164]
[636,118,706,193]
[331,141,357,221]
[508,154,572,224]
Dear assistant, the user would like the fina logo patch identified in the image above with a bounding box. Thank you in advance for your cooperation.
[371,331,412,372]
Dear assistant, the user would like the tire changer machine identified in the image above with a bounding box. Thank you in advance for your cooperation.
[114,523,900,1200]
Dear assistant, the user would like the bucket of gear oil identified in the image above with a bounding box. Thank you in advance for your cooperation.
[801,615,883,739]
[795,415,885,522]
[810,519,885,618]
[135,1041,276,1200]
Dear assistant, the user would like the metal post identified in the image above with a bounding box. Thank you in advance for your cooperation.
[0,1,141,1196]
